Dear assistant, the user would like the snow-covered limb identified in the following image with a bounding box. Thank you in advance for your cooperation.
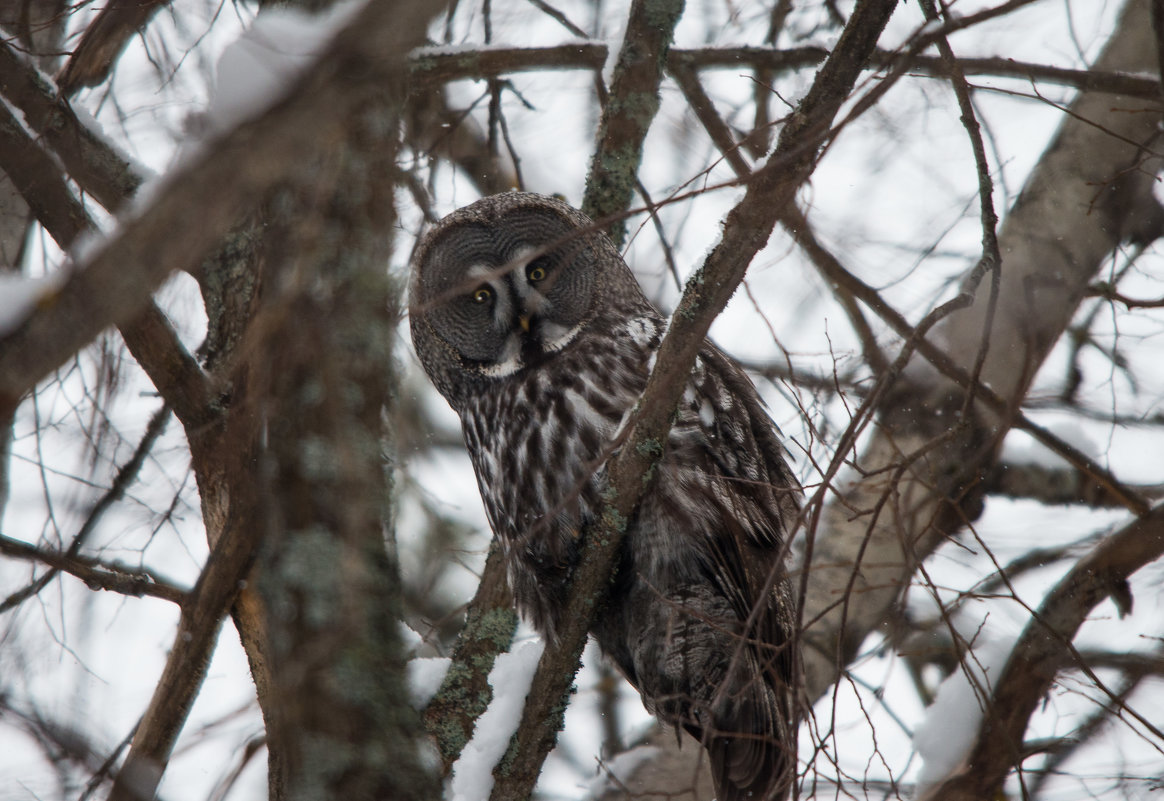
[0,36,144,210]
[449,640,545,801]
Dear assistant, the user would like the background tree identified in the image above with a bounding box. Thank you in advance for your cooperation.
[1,1,1162,800]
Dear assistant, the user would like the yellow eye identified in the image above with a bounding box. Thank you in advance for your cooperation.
[527,264,547,282]
[472,287,492,304]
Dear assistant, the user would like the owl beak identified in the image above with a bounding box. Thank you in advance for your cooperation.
[518,314,531,332]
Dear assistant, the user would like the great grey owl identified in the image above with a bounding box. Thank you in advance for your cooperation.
[410,192,799,800]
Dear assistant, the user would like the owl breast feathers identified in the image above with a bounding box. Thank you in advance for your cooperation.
[410,192,800,801]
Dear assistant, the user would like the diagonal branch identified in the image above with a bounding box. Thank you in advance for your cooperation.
[109,438,266,801]
[490,1,901,796]
[921,504,1164,801]
[0,99,90,246]
[0,1,442,420]
[0,35,143,210]
[0,97,216,429]
[56,0,169,95]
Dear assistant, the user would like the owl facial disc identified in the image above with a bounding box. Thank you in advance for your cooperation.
[474,250,585,377]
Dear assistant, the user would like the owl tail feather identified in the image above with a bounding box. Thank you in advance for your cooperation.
[702,674,794,801]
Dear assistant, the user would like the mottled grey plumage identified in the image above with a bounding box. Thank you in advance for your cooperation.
[410,192,799,800]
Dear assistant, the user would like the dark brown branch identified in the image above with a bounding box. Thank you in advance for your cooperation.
[0,86,217,430]
[0,99,90,247]
[489,1,900,797]
[0,35,143,210]
[0,404,171,615]
[1086,281,1164,308]
[56,0,169,94]
[118,304,221,431]
[921,504,1164,801]
[667,57,751,177]
[525,0,590,39]
[580,0,684,247]
[409,42,607,87]
[0,531,187,605]
[0,2,443,420]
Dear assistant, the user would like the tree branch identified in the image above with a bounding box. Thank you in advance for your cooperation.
[491,0,901,796]
[109,442,267,801]
[0,1,450,420]
[55,0,169,95]
[921,504,1164,801]
[580,0,684,247]
[410,42,607,87]
[0,34,143,210]
[422,541,517,774]
[0,99,90,248]
[0,532,187,605]
[0,89,217,430]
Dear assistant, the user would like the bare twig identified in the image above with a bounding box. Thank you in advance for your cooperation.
[0,532,187,605]
[921,504,1164,801]
[918,0,1001,420]
[0,404,171,614]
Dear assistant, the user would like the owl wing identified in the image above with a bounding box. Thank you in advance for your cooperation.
[668,343,801,800]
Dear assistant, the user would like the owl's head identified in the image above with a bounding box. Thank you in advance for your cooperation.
[410,192,646,404]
